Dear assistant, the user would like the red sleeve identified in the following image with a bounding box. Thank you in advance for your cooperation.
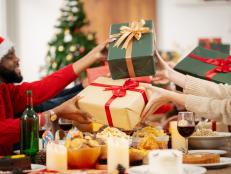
[0,118,19,146]
[10,64,78,113]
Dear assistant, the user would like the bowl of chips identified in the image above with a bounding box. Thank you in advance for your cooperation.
[66,137,101,169]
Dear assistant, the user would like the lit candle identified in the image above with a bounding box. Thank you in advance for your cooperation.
[107,137,129,174]
[46,142,67,170]
[169,121,185,151]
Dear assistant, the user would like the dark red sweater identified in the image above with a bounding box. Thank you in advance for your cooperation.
[0,65,77,155]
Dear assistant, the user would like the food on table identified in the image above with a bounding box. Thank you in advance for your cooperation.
[133,126,166,138]
[96,127,130,143]
[68,145,101,169]
[183,153,220,164]
[65,133,101,169]
[96,127,131,164]
[137,136,159,150]
[66,128,84,139]
[65,137,100,149]
[132,126,169,150]
[34,150,46,165]
[192,128,218,136]
[0,154,31,171]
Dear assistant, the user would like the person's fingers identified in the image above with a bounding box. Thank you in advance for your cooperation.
[106,73,111,77]
[142,100,168,123]
[90,41,108,55]
[140,83,153,90]
[141,104,156,122]
[74,96,83,109]
[155,50,168,68]
[152,76,163,81]
[64,111,92,124]
[108,37,117,43]
[141,102,163,123]
[141,97,155,118]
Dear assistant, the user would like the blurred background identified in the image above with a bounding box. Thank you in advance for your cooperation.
[0,0,231,82]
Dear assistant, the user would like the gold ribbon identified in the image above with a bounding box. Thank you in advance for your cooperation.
[110,19,151,78]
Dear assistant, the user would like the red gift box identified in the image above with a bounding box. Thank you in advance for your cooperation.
[87,65,152,84]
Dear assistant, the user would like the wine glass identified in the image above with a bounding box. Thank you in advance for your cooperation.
[177,112,195,154]
[59,118,73,131]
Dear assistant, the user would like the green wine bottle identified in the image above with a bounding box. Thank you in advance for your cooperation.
[20,90,39,157]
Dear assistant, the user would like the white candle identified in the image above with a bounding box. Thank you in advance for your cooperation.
[170,121,185,151]
[46,142,67,170]
[107,137,129,174]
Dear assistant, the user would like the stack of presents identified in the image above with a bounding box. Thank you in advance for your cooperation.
[77,19,231,131]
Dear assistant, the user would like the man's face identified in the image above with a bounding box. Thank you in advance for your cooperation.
[0,49,23,83]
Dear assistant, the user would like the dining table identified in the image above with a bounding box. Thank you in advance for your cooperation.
[207,166,231,174]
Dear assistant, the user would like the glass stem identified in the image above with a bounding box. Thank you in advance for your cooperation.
[185,138,188,154]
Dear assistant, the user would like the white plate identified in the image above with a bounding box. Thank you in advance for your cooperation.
[24,164,46,172]
[188,149,227,155]
[191,132,231,138]
[192,157,231,168]
[128,164,206,174]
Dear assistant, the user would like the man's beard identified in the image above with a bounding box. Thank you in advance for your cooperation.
[0,66,23,83]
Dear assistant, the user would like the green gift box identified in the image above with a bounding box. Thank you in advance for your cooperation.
[174,46,231,84]
[199,42,230,54]
[108,20,156,80]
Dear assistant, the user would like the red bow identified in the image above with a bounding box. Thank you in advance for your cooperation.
[104,79,139,97]
[188,53,231,80]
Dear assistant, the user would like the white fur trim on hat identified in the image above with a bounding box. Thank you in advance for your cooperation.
[0,36,14,59]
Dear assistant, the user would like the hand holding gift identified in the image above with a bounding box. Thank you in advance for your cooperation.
[52,95,93,124]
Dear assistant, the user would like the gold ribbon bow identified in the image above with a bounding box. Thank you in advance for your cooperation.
[110,19,151,49]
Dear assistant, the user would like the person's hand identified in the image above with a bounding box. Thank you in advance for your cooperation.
[152,50,175,82]
[84,38,114,62]
[140,83,170,123]
[155,50,172,71]
[151,70,170,85]
[53,95,92,124]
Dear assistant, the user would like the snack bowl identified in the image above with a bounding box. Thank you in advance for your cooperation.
[68,146,101,169]
[156,136,169,149]
[189,132,231,150]
[132,135,169,150]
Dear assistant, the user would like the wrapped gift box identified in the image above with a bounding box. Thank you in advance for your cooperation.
[108,19,156,80]
[87,65,152,84]
[174,46,231,84]
[199,38,230,54]
[77,77,149,130]
[86,65,110,84]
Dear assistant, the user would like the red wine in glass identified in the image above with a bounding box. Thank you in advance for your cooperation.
[59,123,73,131]
[177,126,195,138]
[39,129,46,138]
[177,112,195,154]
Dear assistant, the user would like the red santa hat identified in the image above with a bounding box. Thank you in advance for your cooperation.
[0,36,13,60]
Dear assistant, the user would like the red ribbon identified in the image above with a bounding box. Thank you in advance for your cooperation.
[90,79,148,126]
[0,37,4,44]
[188,53,231,80]
[199,38,221,49]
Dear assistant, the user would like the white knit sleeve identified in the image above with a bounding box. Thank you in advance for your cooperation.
[185,94,231,125]
[183,75,231,99]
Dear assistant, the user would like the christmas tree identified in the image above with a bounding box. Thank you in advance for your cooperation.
[46,0,97,75]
